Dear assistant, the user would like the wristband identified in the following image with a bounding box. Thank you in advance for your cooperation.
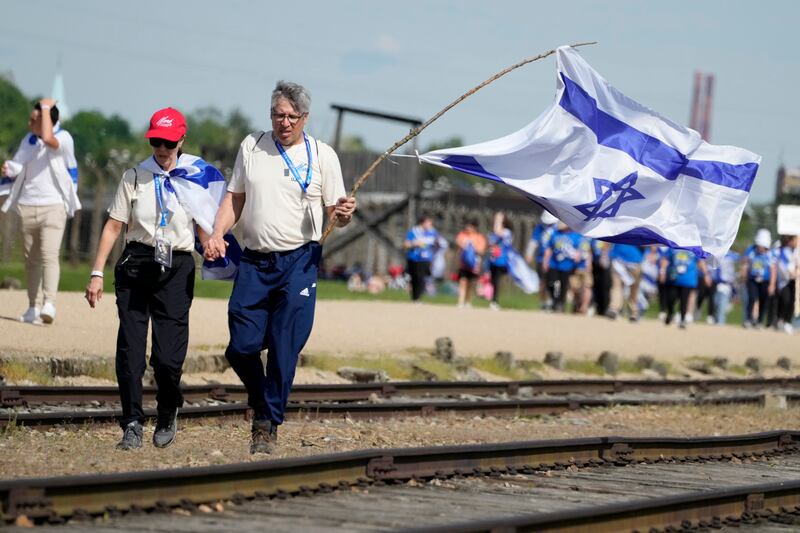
[40,104,51,110]
[90,270,104,278]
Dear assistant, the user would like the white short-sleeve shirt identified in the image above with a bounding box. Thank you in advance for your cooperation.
[108,167,196,252]
[18,129,73,206]
[228,131,346,253]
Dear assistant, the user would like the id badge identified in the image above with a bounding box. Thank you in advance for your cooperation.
[155,235,173,268]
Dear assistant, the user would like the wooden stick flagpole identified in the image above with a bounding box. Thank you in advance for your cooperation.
[320,40,597,243]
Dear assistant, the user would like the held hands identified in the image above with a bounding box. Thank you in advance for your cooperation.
[334,196,356,226]
[203,233,228,260]
[85,277,103,308]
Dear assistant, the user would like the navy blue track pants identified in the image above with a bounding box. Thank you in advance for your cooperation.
[225,242,321,424]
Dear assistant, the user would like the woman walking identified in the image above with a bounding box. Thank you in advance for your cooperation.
[85,108,219,450]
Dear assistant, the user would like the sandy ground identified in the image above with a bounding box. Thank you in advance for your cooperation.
[1,404,797,480]
[0,289,797,365]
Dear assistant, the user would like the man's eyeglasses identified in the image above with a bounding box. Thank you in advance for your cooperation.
[149,138,179,149]
[271,113,306,124]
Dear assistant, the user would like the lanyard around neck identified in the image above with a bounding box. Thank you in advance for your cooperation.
[153,174,168,228]
[274,133,313,193]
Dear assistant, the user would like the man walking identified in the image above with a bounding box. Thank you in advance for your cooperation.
[404,215,438,302]
[205,81,355,454]
[2,98,80,324]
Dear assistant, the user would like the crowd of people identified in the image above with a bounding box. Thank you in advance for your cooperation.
[399,212,798,334]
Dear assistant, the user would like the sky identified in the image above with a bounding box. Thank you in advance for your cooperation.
[3,0,798,203]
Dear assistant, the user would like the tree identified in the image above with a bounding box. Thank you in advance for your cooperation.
[0,75,33,157]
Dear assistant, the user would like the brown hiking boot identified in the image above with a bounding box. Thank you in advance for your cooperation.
[250,420,277,454]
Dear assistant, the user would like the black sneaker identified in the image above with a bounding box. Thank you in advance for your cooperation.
[153,408,178,448]
[250,420,277,454]
[117,421,143,450]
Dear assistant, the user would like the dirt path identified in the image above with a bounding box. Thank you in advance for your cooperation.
[1,290,797,365]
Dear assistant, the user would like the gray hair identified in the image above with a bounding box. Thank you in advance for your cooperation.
[271,80,311,115]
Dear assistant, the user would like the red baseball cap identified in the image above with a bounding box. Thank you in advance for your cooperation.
[144,107,186,141]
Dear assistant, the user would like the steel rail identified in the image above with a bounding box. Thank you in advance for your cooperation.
[401,479,800,532]
[0,394,787,429]
[1,431,798,524]
[4,376,800,407]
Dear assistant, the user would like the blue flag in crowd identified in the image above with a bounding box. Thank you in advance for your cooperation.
[419,46,761,263]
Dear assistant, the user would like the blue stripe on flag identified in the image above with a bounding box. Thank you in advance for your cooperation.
[558,73,757,192]
[601,227,708,259]
[169,163,225,189]
[68,167,78,184]
[440,155,504,184]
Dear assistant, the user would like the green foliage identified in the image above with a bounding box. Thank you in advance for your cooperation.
[183,107,253,175]
[0,76,33,157]
[564,359,605,376]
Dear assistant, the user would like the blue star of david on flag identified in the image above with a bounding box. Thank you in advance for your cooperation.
[573,171,645,221]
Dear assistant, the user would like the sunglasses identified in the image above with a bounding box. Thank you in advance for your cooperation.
[149,138,179,149]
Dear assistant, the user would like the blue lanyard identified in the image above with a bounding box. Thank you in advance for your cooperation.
[274,133,313,193]
[153,175,168,228]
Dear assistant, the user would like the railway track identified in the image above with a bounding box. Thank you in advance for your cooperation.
[3,431,800,531]
[4,377,800,406]
[2,377,798,428]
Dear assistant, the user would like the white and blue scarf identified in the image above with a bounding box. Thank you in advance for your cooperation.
[138,154,240,280]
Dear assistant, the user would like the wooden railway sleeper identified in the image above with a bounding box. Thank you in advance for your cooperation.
[366,455,396,479]
[5,487,51,519]
[0,389,24,407]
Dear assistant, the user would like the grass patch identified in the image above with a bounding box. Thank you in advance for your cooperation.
[81,360,116,382]
[469,358,538,380]
[617,360,643,374]
[728,364,749,376]
[564,359,605,376]
[0,360,54,385]
[302,353,415,380]
[411,358,457,381]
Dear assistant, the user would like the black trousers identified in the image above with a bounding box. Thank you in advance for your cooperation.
[114,242,195,427]
[657,281,669,314]
[778,283,796,324]
[665,284,692,324]
[592,265,611,315]
[746,279,769,326]
[490,264,508,303]
[548,269,573,312]
[696,281,717,319]
[407,260,431,301]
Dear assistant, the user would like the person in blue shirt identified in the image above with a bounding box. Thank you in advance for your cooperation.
[526,210,557,310]
[608,243,644,322]
[654,246,670,321]
[404,215,439,302]
[590,239,612,316]
[659,248,711,328]
[775,235,797,334]
[741,229,777,328]
[487,212,513,310]
[542,222,582,313]
[710,250,740,325]
[570,235,593,314]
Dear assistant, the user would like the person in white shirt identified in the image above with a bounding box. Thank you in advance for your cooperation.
[205,81,356,454]
[1,98,81,324]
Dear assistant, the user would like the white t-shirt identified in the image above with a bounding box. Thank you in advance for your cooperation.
[17,130,73,206]
[108,168,196,252]
[228,131,346,253]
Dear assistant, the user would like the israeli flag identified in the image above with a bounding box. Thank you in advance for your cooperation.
[507,249,539,294]
[139,154,240,280]
[420,46,760,263]
[0,176,12,197]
